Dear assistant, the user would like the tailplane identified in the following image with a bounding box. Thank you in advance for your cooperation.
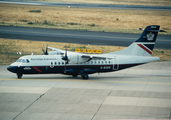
[109,25,165,56]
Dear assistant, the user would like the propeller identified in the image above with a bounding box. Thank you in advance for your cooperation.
[62,48,69,73]
[42,46,48,55]
[62,48,69,62]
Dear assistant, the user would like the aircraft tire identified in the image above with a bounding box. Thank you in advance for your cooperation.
[72,74,78,77]
[17,74,23,79]
[81,74,89,79]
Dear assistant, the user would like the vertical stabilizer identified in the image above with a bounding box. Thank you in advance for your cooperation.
[109,25,165,56]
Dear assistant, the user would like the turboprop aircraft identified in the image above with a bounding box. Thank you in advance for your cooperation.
[7,25,165,79]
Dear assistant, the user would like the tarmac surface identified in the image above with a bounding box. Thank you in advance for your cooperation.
[0,25,171,49]
[0,0,171,11]
[0,61,171,120]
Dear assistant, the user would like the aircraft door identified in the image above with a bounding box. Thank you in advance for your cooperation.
[50,60,54,68]
[113,56,119,70]
[77,54,79,63]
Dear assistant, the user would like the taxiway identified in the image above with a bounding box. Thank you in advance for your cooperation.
[1,0,171,11]
[0,61,171,120]
[0,25,171,49]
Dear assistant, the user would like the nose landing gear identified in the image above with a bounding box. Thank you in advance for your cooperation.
[17,74,23,79]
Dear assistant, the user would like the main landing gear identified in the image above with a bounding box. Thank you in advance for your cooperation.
[72,74,89,79]
[17,74,23,79]
[72,74,78,77]
[81,74,89,80]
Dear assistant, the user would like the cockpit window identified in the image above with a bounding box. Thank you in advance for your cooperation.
[16,59,29,63]
[26,59,30,63]
[22,59,26,63]
[16,59,22,62]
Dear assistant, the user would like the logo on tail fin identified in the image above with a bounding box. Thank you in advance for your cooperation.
[147,32,154,41]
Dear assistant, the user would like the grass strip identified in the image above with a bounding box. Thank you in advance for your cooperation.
[0,3,171,35]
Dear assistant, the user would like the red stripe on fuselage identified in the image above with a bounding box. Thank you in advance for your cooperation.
[32,67,42,72]
[137,44,152,55]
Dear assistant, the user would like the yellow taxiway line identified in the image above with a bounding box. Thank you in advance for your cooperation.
[1,76,171,85]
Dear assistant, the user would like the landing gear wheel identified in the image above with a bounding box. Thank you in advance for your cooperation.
[72,74,78,77]
[17,74,23,79]
[81,74,89,80]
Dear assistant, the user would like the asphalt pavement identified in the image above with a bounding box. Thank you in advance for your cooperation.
[0,25,171,49]
[0,0,171,11]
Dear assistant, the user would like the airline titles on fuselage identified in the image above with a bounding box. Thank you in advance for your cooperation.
[31,58,58,61]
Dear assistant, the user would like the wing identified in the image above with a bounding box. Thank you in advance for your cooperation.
[47,47,77,55]
[47,47,111,63]
[81,55,112,60]
[47,47,65,52]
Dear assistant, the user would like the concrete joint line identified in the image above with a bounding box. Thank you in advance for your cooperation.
[12,93,45,120]
[169,108,171,120]
[91,89,113,120]
[13,86,54,120]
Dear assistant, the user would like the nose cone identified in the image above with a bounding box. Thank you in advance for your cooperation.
[7,66,15,73]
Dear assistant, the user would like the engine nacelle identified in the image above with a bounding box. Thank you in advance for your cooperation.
[68,53,89,64]
[48,51,63,55]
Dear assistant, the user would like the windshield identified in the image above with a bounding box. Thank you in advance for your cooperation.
[22,59,26,63]
[16,59,22,62]
[16,59,30,63]
[26,59,30,63]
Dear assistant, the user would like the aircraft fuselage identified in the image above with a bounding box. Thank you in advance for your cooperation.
[7,54,159,79]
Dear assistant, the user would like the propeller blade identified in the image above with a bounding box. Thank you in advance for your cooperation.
[65,48,67,57]
[42,49,45,53]
[62,48,68,61]
[62,48,69,74]
[42,49,46,55]
[42,46,48,55]
[45,46,48,55]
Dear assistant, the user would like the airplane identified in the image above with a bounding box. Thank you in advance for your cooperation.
[7,25,165,79]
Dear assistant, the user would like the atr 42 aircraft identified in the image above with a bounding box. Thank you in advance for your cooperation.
[7,25,165,79]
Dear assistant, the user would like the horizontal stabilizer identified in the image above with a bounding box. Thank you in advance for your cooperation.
[146,30,166,32]
[139,28,166,32]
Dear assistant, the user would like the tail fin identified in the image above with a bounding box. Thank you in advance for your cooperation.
[110,25,165,56]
